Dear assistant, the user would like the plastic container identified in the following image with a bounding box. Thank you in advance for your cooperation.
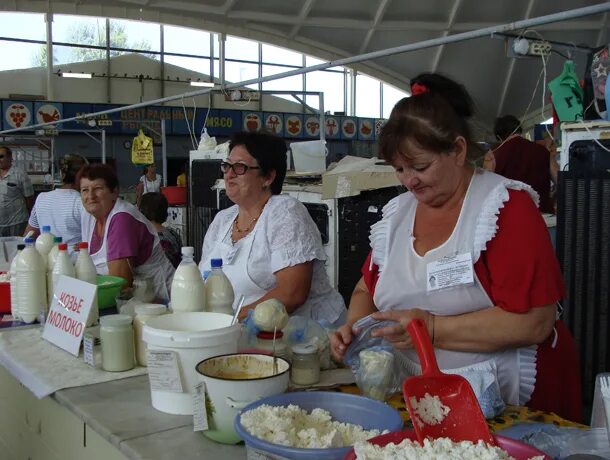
[9,244,24,319]
[0,276,10,314]
[170,247,205,312]
[76,241,100,325]
[234,391,404,460]
[205,258,234,315]
[100,314,135,372]
[255,330,290,361]
[16,238,47,323]
[290,140,327,174]
[49,243,76,306]
[35,225,55,264]
[343,430,551,460]
[290,343,320,385]
[160,186,187,205]
[142,312,239,415]
[134,303,167,366]
[96,275,127,309]
[46,236,63,305]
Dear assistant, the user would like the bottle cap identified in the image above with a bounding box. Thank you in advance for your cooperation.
[211,258,223,268]
[256,330,284,340]
[42,225,51,232]
[100,314,132,327]
[24,237,35,244]
[291,343,318,355]
[79,242,89,249]
[181,246,194,257]
[17,244,25,250]
[54,236,62,243]
[58,243,68,250]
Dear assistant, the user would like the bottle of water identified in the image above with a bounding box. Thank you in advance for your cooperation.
[9,243,25,321]
[16,238,47,324]
[46,236,63,306]
[75,242,99,326]
[35,225,55,266]
[170,247,205,313]
[50,243,76,307]
[205,258,234,315]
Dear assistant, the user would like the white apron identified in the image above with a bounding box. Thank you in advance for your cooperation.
[372,170,537,405]
[81,199,175,302]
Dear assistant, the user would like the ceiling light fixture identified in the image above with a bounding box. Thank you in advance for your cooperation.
[190,81,215,87]
[61,72,93,79]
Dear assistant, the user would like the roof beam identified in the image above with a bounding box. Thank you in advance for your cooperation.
[289,0,315,39]
[431,0,462,72]
[358,0,390,54]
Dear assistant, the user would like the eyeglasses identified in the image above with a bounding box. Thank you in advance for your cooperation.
[220,161,260,176]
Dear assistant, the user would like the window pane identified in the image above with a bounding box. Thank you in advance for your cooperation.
[305,70,344,115]
[0,42,45,70]
[225,36,258,61]
[0,12,45,40]
[165,55,210,77]
[356,73,381,118]
[262,44,302,66]
[54,15,107,46]
[382,83,408,118]
[262,65,303,102]
[164,25,210,56]
[109,19,160,52]
[53,44,106,65]
[225,60,258,88]
[306,55,324,66]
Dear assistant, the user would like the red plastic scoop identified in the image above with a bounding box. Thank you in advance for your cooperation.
[403,318,496,445]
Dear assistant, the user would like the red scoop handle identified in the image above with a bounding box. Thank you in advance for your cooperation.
[407,318,441,376]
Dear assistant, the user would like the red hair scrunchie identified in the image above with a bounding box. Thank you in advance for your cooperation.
[410,82,429,96]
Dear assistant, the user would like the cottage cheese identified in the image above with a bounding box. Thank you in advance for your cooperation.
[240,404,384,448]
[353,437,546,459]
[409,393,450,428]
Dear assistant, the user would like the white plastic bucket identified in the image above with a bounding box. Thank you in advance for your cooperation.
[290,140,327,173]
[142,312,239,415]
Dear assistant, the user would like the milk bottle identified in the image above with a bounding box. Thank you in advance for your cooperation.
[35,225,55,265]
[170,246,205,312]
[50,243,76,306]
[9,243,25,321]
[75,242,99,326]
[205,258,234,315]
[46,237,63,306]
[16,238,47,324]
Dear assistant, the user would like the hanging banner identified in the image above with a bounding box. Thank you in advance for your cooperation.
[131,129,154,165]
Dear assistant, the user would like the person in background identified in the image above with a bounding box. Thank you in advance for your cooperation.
[139,192,182,268]
[493,115,555,214]
[136,163,162,205]
[329,73,581,422]
[0,146,34,237]
[25,154,88,254]
[176,163,187,187]
[199,131,346,325]
[78,164,175,302]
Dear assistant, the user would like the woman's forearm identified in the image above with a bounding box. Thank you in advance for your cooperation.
[345,277,378,327]
[434,304,556,352]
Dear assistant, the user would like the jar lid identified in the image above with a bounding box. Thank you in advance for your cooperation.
[257,330,284,340]
[135,304,167,316]
[291,343,318,355]
[100,314,132,327]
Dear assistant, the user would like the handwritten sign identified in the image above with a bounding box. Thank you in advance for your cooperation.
[42,276,97,356]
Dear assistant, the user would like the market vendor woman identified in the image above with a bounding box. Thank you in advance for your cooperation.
[77,163,175,302]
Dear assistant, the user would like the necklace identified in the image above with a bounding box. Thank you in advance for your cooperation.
[233,214,259,234]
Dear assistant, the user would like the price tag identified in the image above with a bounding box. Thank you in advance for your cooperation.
[192,382,208,432]
[83,333,96,367]
[146,350,183,392]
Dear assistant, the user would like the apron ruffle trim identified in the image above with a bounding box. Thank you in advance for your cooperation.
[517,344,538,406]
[369,196,401,271]
[472,179,539,263]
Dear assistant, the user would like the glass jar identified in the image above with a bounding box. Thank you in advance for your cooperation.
[134,304,167,366]
[255,330,290,361]
[100,314,135,372]
[290,343,320,385]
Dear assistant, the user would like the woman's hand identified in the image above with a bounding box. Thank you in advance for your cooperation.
[369,308,434,349]
[329,324,354,362]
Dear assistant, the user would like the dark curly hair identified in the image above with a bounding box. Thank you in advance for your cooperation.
[139,192,168,224]
[60,154,88,185]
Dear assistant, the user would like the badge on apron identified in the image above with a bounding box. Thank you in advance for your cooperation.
[426,252,474,292]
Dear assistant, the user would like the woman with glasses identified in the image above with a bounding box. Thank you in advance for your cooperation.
[78,164,175,302]
[199,131,346,326]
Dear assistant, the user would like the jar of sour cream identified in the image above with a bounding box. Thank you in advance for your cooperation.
[290,343,320,386]
[100,314,135,372]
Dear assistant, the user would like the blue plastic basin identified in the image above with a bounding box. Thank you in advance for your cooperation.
[234,391,404,460]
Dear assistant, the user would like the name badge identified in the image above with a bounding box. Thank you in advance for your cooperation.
[426,252,474,292]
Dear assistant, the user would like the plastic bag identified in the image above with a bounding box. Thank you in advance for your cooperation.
[343,314,409,401]
[284,316,332,370]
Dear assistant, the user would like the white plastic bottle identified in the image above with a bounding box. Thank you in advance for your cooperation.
[170,247,205,313]
[46,236,63,306]
[50,243,76,306]
[205,258,234,315]
[75,242,99,326]
[16,238,47,324]
[35,225,55,265]
[9,243,25,321]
